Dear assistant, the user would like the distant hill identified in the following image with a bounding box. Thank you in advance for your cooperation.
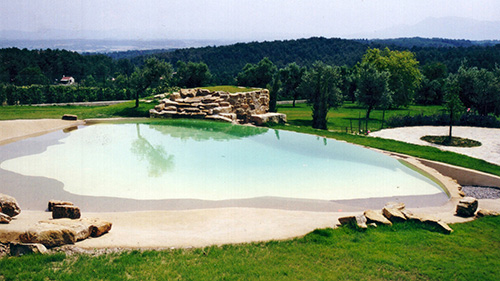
[119,36,500,84]
[356,37,500,48]
[352,17,500,41]
[127,37,369,84]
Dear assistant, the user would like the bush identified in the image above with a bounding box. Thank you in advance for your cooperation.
[387,113,500,128]
[0,85,132,105]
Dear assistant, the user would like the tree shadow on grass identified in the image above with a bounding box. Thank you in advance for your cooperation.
[115,106,151,117]
[287,119,312,127]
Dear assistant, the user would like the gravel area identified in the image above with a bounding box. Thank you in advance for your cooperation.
[462,186,500,199]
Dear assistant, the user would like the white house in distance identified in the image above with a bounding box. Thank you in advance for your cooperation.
[60,76,75,85]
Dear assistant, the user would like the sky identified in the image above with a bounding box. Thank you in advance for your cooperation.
[1,0,500,41]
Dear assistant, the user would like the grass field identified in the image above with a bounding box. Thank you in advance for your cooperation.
[1,217,500,280]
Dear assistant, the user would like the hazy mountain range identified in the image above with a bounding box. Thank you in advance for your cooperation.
[351,17,500,40]
[1,17,499,52]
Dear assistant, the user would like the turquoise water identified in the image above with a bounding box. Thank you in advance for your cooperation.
[1,120,445,201]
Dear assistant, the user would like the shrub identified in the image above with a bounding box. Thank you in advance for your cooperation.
[386,113,500,128]
[0,85,133,105]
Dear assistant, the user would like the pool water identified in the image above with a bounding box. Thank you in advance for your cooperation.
[0,120,446,201]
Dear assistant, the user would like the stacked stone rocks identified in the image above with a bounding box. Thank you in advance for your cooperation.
[338,202,454,234]
[149,88,286,125]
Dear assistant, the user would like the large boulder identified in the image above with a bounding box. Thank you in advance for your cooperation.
[364,210,392,226]
[52,205,81,219]
[39,219,92,241]
[0,194,21,217]
[456,197,478,217]
[20,223,76,248]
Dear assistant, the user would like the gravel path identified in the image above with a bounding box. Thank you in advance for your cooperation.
[462,186,500,199]
[370,126,500,166]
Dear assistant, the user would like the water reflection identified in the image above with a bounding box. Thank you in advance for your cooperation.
[130,123,175,177]
[146,119,268,142]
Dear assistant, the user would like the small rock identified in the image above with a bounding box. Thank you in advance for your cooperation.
[476,209,500,217]
[53,205,81,219]
[0,212,12,224]
[382,207,406,222]
[364,210,392,225]
[400,209,421,221]
[338,215,367,229]
[62,114,78,121]
[9,243,47,256]
[48,200,74,211]
[81,218,112,237]
[385,202,406,210]
[0,193,21,217]
[422,219,453,234]
[456,197,478,217]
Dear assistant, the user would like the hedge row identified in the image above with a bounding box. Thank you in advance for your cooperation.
[0,85,139,105]
[386,113,500,128]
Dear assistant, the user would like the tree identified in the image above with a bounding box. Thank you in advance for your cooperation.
[130,58,172,108]
[268,72,281,112]
[361,48,422,107]
[174,61,212,88]
[416,62,448,105]
[14,66,49,85]
[279,62,305,107]
[354,63,393,120]
[455,65,500,116]
[236,57,277,88]
[443,75,464,142]
[300,62,343,130]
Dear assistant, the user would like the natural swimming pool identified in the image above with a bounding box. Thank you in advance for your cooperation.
[0,120,448,212]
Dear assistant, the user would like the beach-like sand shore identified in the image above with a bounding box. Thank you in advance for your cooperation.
[0,119,498,249]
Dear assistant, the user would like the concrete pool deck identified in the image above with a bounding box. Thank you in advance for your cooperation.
[1,119,500,249]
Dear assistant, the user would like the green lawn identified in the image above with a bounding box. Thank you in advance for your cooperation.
[202,85,261,93]
[2,217,500,280]
[0,101,154,120]
[278,102,446,132]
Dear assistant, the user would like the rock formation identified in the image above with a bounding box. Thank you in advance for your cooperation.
[19,218,112,248]
[456,197,478,217]
[149,88,286,125]
[0,193,21,218]
[338,201,453,234]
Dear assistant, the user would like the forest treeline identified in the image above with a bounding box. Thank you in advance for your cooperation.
[2,37,500,87]
[1,37,500,129]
